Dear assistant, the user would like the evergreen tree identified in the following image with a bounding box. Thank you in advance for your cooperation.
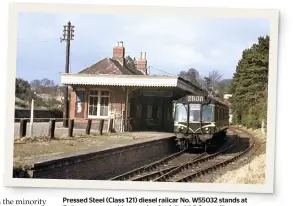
[230,35,269,128]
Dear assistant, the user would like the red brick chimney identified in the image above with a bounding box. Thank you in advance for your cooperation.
[137,52,147,75]
[113,41,125,66]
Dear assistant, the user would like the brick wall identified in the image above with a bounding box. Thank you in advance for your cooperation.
[14,136,177,179]
[70,86,126,124]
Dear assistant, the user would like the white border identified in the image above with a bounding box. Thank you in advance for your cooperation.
[4,3,279,194]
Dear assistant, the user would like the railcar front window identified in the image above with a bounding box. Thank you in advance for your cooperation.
[189,104,201,122]
[202,105,213,122]
[188,104,214,122]
[174,103,187,122]
[174,103,214,122]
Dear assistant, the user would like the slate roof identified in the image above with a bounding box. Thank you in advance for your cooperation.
[79,58,143,75]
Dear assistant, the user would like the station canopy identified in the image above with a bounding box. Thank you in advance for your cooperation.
[60,73,205,95]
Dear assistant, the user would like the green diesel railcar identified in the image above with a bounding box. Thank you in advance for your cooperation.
[173,94,229,150]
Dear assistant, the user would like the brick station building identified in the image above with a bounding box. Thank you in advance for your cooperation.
[60,41,204,132]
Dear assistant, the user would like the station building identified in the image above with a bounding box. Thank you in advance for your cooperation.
[60,41,204,132]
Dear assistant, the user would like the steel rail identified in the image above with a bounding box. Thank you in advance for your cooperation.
[110,149,186,180]
[152,132,240,182]
[176,137,255,182]
[130,152,207,181]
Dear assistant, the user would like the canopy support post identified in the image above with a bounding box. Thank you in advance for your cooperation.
[125,87,129,131]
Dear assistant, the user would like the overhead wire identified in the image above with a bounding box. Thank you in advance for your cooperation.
[148,65,176,76]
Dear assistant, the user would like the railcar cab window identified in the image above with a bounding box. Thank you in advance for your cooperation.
[202,104,213,122]
[174,103,187,122]
[190,104,213,122]
[174,103,213,123]
[189,104,201,122]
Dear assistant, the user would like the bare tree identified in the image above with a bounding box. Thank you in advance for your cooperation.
[178,69,226,98]
[202,70,224,97]
[208,70,223,91]
[178,68,200,86]
[125,55,137,70]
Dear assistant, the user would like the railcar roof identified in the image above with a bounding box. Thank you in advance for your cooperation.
[174,95,229,108]
[209,96,229,108]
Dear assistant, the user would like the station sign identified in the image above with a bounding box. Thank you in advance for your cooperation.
[143,91,173,97]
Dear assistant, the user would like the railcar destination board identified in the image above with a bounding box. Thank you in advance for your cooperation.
[184,95,211,104]
[186,95,204,102]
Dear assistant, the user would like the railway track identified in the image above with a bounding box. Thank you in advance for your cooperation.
[110,149,206,181]
[129,152,206,181]
[110,127,255,182]
[154,127,255,182]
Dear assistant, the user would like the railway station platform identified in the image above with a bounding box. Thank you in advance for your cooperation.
[13,132,177,179]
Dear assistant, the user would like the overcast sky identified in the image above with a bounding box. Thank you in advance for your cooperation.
[16,12,270,84]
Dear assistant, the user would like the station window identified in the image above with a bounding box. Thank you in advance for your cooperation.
[88,89,110,118]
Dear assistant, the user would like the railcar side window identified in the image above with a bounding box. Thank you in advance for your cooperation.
[215,107,218,121]
[210,105,215,121]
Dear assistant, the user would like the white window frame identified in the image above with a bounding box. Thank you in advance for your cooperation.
[88,89,110,119]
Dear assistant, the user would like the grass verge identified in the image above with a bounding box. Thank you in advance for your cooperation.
[214,125,266,184]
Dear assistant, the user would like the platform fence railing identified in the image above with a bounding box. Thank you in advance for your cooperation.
[14,115,128,139]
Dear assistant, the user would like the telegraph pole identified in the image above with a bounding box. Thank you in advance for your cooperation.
[61,21,74,127]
